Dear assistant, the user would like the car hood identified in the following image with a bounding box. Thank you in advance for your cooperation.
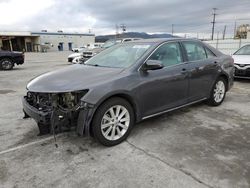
[232,55,250,65]
[83,48,105,54]
[92,48,105,53]
[68,53,81,58]
[27,64,124,93]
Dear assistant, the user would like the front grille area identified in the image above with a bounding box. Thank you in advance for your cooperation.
[68,57,73,62]
[235,67,250,77]
[26,92,52,112]
[83,51,93,55]
[82,51,93,58]
[235,63,250,68]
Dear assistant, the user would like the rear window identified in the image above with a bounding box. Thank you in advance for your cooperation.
[205,47,216,58]
[182,42,206,61]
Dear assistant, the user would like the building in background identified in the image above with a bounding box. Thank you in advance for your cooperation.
[247,31,250,39]
[235,24,250,39]
[0,31,95,52]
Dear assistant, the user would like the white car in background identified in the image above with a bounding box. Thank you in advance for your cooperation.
[72,46,86,52]
[86,43,103,49]
[71,56,83,64]
[81,38,142,62]
[68,49,85,63]
[69,43,104,63]
[232,44,250,78]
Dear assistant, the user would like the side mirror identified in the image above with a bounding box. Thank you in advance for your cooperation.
[142,60,164,71]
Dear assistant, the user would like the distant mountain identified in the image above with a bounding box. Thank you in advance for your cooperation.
[95,32,177,42]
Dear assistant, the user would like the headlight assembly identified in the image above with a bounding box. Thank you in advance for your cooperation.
[57,90,89,111]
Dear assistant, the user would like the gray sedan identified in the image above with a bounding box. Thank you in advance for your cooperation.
[22,38,234,146]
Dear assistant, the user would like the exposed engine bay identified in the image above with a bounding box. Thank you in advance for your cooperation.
[24,90,88,135]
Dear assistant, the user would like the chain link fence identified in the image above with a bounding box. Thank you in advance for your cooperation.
[204,39,250,55]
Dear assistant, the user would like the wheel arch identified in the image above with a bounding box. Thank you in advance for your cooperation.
[217,73,229,91]
[0,56,14,61]
[94,93,139,123]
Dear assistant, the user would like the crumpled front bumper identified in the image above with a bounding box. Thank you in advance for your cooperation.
[22,96,94,136]
[22,96,51,125]
[76,107,95,136]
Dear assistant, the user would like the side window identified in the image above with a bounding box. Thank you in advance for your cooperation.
[183,42,206,61]
[149,42,182,67]
[205,47,216,58]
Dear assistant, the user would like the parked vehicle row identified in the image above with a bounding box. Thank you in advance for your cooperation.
[68,38,142,64]
[71,43,103,53]
[23,38,234,146]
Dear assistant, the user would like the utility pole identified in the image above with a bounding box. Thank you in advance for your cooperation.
[211,8,217,40]
[115,24,119,39]
[222,25,227,40]
[234,21,237,39]
[120,24,126,34]
[171,24,174,35]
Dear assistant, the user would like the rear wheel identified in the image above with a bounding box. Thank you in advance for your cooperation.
[92,97,134,146]
[207,77,226,106]
[0,58,14,70]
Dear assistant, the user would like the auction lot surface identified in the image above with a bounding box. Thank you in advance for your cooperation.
[0,52,250,188]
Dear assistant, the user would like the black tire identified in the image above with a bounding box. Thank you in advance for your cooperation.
[207,77,227,106]
[92,97,135,146]
[0,58,14,70]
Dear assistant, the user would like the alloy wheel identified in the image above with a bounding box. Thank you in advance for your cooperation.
[213,80,225,103]
[101,105,130,141]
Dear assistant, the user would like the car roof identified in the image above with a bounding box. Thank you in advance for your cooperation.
[128,38,201,44]
[126,38,223,57]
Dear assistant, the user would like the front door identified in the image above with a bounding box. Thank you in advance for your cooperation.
[138,42,189,117]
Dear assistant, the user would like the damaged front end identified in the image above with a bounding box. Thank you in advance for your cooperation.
[22,90,93,136]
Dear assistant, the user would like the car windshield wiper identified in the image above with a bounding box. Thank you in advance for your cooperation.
[85,63,100,67]
[85,63,121,68]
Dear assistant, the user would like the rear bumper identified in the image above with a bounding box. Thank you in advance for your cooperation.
[15,56,24,65]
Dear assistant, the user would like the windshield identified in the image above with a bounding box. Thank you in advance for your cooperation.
[102,40,117,48]
[85,43,152,68]
[234,45,250,55]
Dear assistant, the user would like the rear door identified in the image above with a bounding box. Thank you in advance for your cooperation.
[181,41,218,102]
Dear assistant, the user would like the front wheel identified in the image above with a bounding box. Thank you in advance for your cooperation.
[207,77,226,106]
[92,97,134,146]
